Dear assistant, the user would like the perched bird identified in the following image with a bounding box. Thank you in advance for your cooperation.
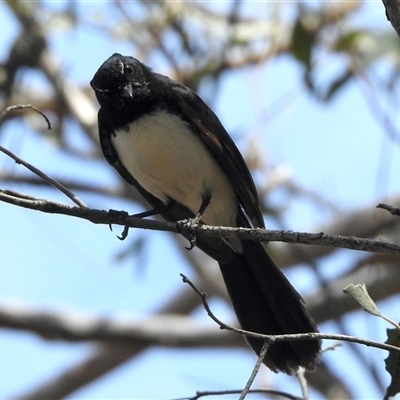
[90,53,320,374]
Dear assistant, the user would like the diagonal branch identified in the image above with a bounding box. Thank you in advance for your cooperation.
[0,146,87,207]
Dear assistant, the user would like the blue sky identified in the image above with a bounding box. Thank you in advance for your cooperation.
[1,1,399,399]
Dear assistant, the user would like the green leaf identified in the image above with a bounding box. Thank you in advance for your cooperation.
[343,283,380,316]
[343,283,400,330]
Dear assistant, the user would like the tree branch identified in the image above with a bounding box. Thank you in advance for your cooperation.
[186,389,302,400]
[239,340,270,400]
[0,104,51,127]
[11,281,211,400]
[0,174,121,198]
[180,274,400,356]
[0,146,87,207]
[0,301,242,348]
[2,189,400,255]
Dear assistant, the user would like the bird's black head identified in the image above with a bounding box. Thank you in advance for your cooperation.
[90,53,151,110]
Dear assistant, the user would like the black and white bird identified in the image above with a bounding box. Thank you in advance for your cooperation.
[90,53,320,374]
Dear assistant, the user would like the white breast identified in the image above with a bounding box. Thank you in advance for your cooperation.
[111,110,238,228]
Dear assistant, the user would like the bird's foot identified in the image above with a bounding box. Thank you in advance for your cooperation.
[176,217,201,250]
[108,209,130,240]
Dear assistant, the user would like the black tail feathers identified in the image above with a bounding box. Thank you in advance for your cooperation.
[218,239,320,374]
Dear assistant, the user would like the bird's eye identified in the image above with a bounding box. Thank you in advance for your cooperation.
[124,64,133,74]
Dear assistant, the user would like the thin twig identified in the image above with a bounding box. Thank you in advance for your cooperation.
[239,340,270,400]
[180,273,236,331]
[321,342,342,353]
[178,388,302,400]
[295,368,308,400]
[377,202,400,216]
[0,189,169,230]
[0,105,86,207]
[0,104,52,128]
[180,274,400,355]
[0,146,87,207]
[0,174,121,198]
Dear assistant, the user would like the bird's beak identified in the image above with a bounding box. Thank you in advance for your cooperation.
[121,84,133,98]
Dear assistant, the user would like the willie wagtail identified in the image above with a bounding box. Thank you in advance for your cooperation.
[90,53,321,374]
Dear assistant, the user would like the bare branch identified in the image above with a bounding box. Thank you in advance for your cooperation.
[307,258,400,323]
[239,340,270,400]
[295,368,309,400]
[2,190,400,256]
[0,301,242,348]
[0,104,51,128]
[0,189,171,231]
[181,273,400,355]
[185,389,302,400]
[377,202,400,216]
[14,342,141,400]
[0,146,87,207]
[11,281,215,400]
[0,174,121,198]
[275,199,400,268]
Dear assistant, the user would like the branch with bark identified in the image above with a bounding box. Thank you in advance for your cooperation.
[1,187,399,256]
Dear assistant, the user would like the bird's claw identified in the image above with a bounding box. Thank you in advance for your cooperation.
[108,209,130,240]
[117,225,130,240]
[176,218,199,250]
